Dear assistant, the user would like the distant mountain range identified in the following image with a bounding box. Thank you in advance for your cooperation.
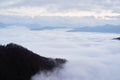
[0,23,65,30]
[0,23,120,33]
[68,25,120,33]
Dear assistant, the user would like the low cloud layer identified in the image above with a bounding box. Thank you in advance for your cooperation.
[0,26,120,80]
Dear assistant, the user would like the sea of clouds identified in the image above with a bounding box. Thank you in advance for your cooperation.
[0,26,120,80]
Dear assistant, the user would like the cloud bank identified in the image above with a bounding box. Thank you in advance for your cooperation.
[0,26,120,80]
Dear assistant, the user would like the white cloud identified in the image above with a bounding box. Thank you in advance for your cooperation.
[0,0,21,7]
[0,27,120,80]
[0,0,120,26]
[0,7,120,20]
[0,0,120,12]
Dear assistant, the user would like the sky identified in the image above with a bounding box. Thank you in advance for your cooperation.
[0,0,120,27]
[0,1,120,79]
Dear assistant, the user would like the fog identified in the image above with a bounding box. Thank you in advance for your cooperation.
[0,26,120,80]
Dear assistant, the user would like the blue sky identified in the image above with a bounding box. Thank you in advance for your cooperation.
[0,0,120,27]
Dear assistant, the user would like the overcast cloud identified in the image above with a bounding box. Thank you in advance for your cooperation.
[0,0,120,12]
[0,0,120,26]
